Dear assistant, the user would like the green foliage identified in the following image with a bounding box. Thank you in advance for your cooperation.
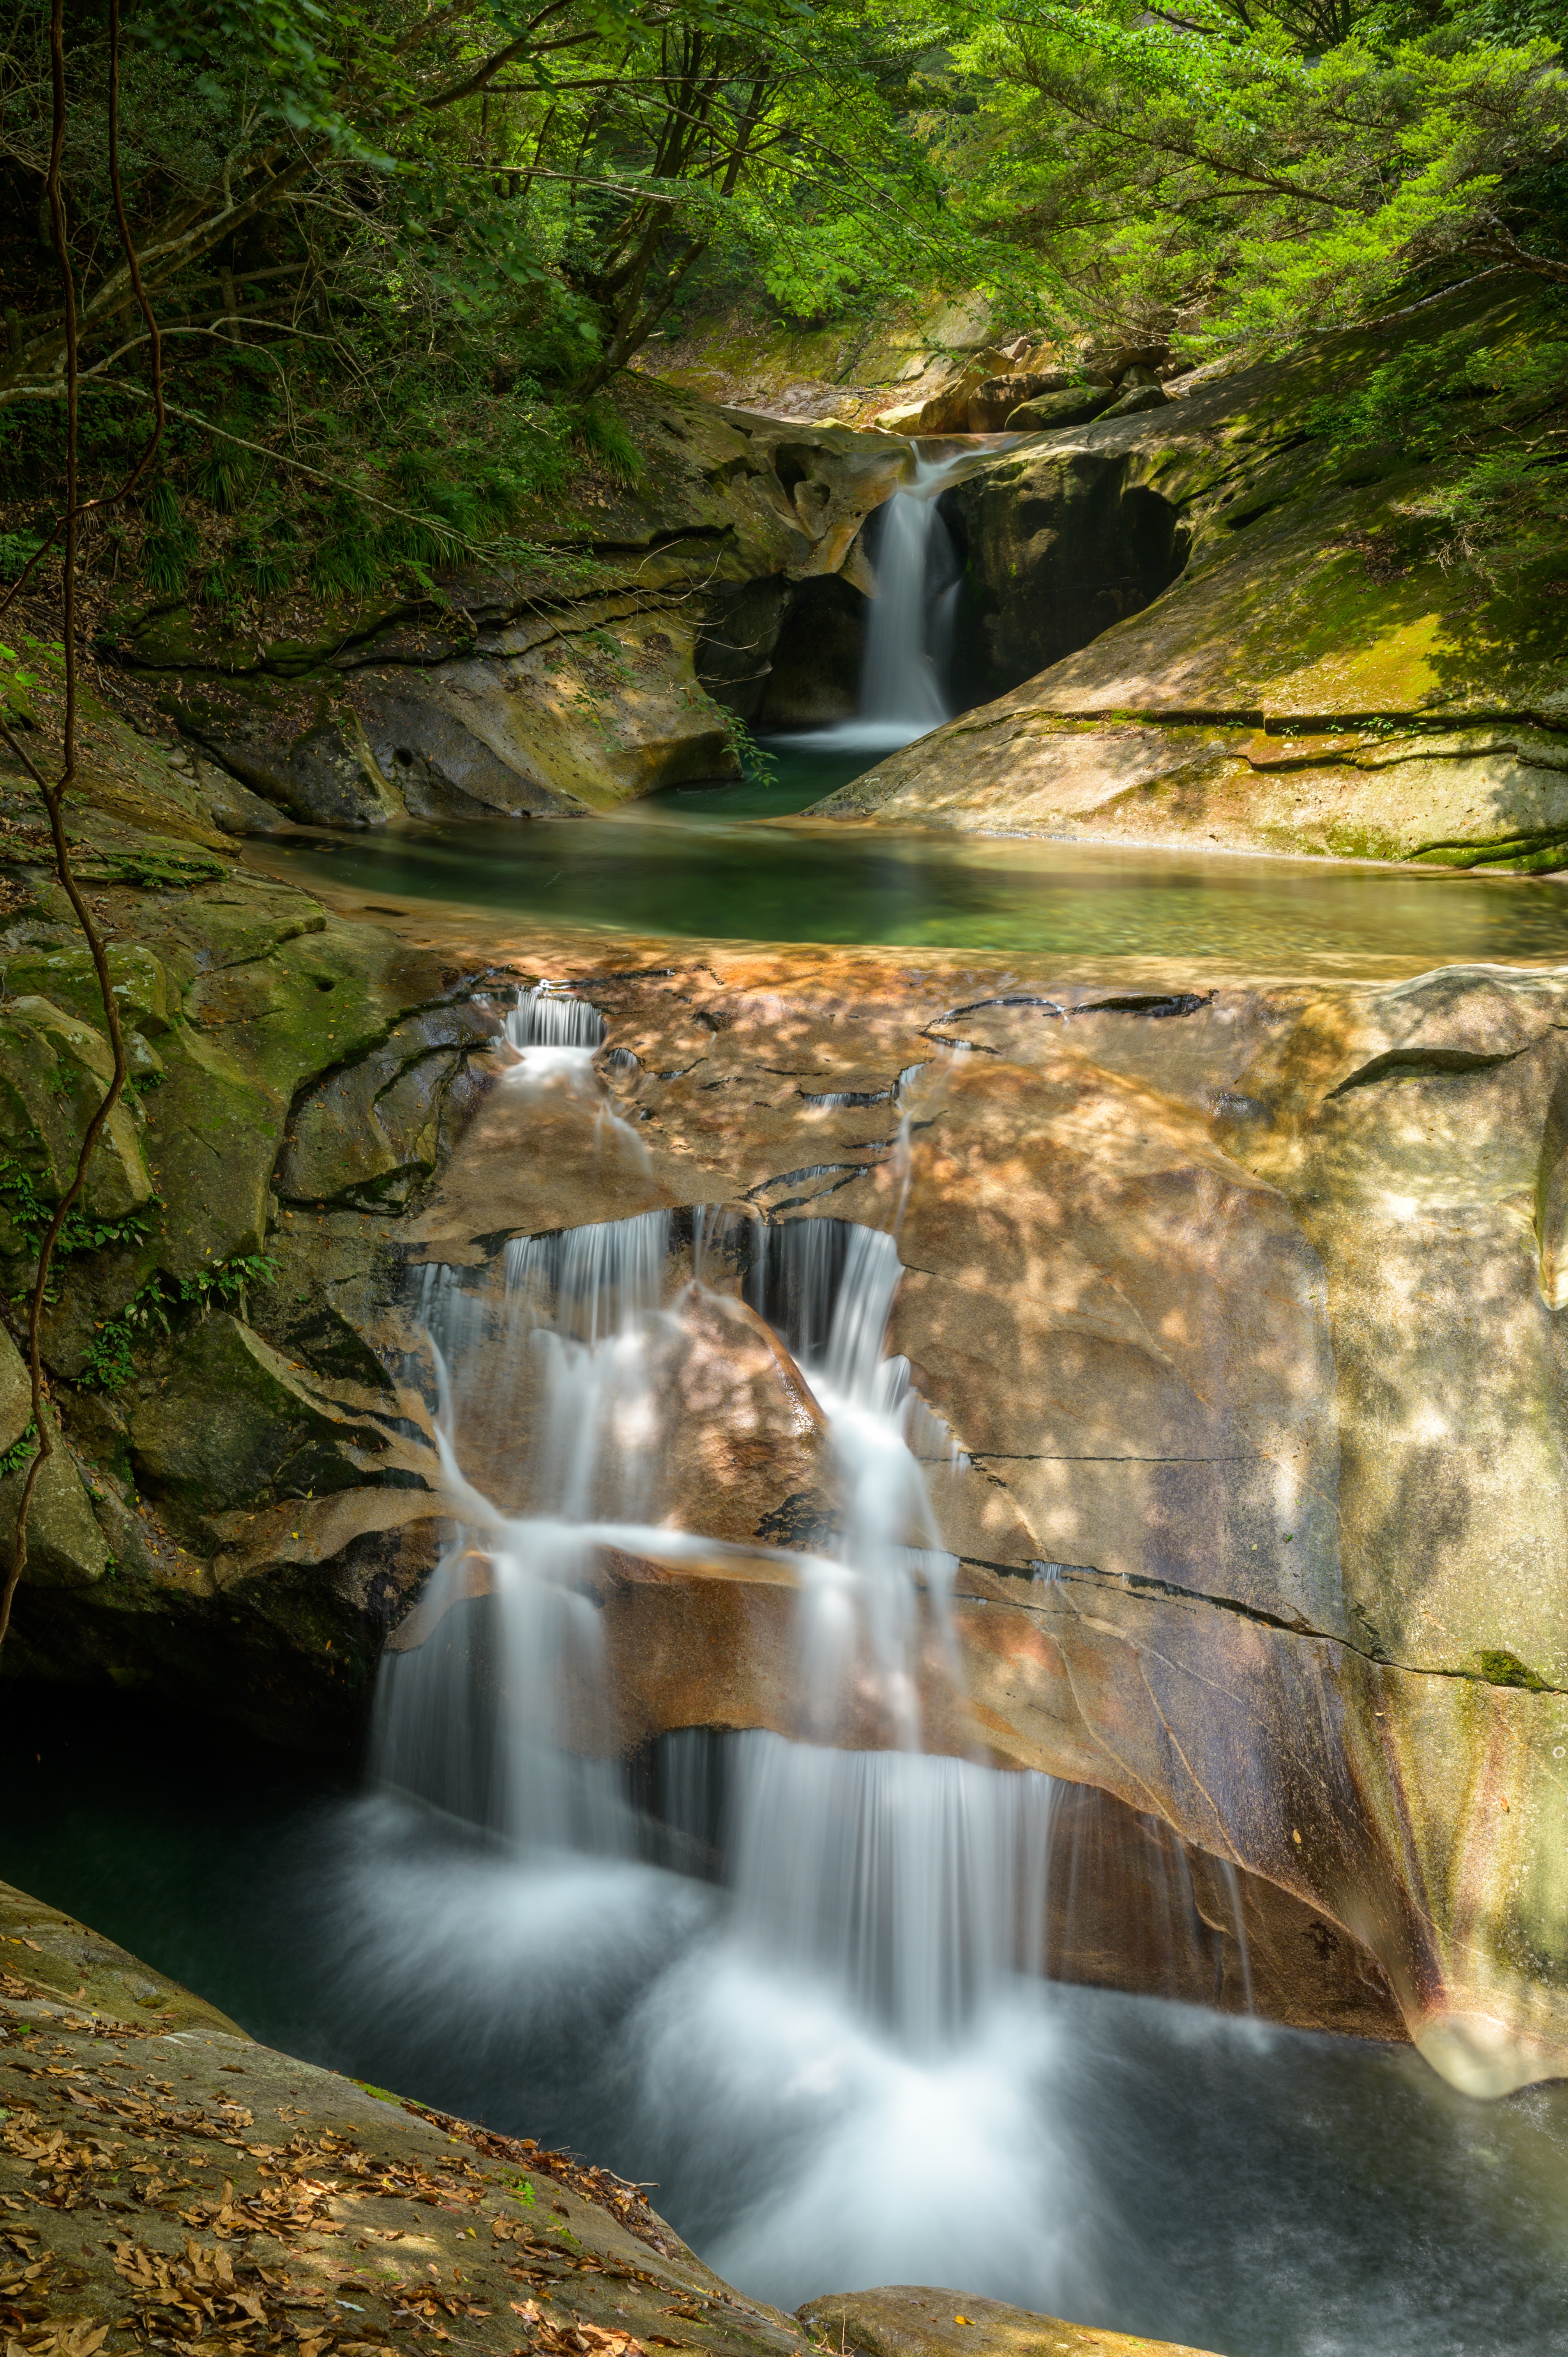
[3,0,1563,603]
[939,0,1568,354]
[1305,330,1507,458]
[0,532,47,584]
[720,705,779,786]
[138,481,198,600]
[1305,316,1568,563]
[2,0,965,605]
[0,639,44,724]
[0,1155,161,1266]
[80,1251,280,1393]
[0,1420,37,1482]
[572,403,645,486]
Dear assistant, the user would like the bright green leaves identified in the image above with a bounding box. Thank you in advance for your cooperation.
[939,0,1568,355]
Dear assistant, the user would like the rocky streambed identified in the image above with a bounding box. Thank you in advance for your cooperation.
[5,733,1568,2095]
[4,251,1568,2357]
[3,1876,1228,2357]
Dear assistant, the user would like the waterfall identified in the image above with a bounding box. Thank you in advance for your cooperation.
[856,450,964,742]
[772,444,966,757]
[376,1205,1248,2075]
[499,981,647,1164]
[373,1211,675,1853]
[723,1732,1054,2050]
[357,1202,1261,2315]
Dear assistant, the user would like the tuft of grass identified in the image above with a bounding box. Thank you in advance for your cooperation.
[572,401,643,486]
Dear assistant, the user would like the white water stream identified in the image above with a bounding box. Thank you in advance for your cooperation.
[375,1203,1068,2018]
[775,444,966,758]
[369,1194,1252,2316]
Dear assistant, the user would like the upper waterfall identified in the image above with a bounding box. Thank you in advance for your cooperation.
[856,450,964,743]
[779,444,966,757]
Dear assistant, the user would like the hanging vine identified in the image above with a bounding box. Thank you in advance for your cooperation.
[0,0,164,1659]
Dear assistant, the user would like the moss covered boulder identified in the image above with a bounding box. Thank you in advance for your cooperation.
[107,384,906,827]
[818,274,1568,868]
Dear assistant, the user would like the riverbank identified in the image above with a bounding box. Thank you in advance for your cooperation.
[1,1870,1227,2357]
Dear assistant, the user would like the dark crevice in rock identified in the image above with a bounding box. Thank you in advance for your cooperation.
[941,452,1190,704]
[918,1026,1000,1052]
[930,993,1068,1024]
[983,1562,1568,1694]
[746,1160,881,1199]
[1326,1043,1534,1097]
[1076,991,1215,1019]
[972,1451,1264,1464]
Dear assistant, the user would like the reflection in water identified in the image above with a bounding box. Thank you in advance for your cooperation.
[260,800,1568,974]
[4,1709,1568,2357]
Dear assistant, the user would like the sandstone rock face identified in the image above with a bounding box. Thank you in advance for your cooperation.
[820,275,1568,866]
[108,385,906,828]
[395,944,1568,2092]
[798,2286,1223,2357]
[7,666,1568,2086]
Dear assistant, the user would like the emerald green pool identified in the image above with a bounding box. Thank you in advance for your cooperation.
[258,740,1568,971]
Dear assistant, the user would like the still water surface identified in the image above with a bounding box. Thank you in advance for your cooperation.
[257,740,1568,971]
[4,1696,1566,2357]
[18,740,1568,2357]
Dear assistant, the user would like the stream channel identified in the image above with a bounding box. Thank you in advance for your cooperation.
[258,751,1568,975]
[9,456,1568,2357]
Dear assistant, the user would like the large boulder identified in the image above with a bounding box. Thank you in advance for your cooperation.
[1003,386,1116,432]
[966,369,1075,431]
[0,1884,853,2357]
[940,447,1188,701]
[397,945,1568,2091]
[126,1311,426,1531]
[0,993,155,1235]
[820,274,1568,864]
[108,386,907,824]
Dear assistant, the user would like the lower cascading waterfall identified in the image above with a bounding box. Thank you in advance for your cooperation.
[373,1204,1087,2043]
[353,1198,1267,2318]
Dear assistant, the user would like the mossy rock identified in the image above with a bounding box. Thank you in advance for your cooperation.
[0,1325,112,1588]
[127,1311,411,1522]
[2,942,171,1035]
[1005,386,1115,431]
[0,996,154,1221]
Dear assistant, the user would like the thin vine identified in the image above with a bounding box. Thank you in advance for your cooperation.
[0,0,161,1661]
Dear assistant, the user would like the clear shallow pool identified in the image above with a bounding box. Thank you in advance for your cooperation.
[257,740,1568,971]
[4,1693,1567,2357]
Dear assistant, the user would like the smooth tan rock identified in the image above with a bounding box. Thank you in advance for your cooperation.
[815,276,1568,867]
[798,2286,1223,2357]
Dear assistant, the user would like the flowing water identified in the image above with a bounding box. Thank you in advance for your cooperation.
[767,446,967,759]
[16,458,1568,2354]
[5,1193,1568,2350]
[11,1205,1542,2355]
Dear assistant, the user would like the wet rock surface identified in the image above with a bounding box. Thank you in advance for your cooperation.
[798,2287,1222,2357]
[816,276,1568,868]
[3,640,1565,2091]
[385,931,1568,2091]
